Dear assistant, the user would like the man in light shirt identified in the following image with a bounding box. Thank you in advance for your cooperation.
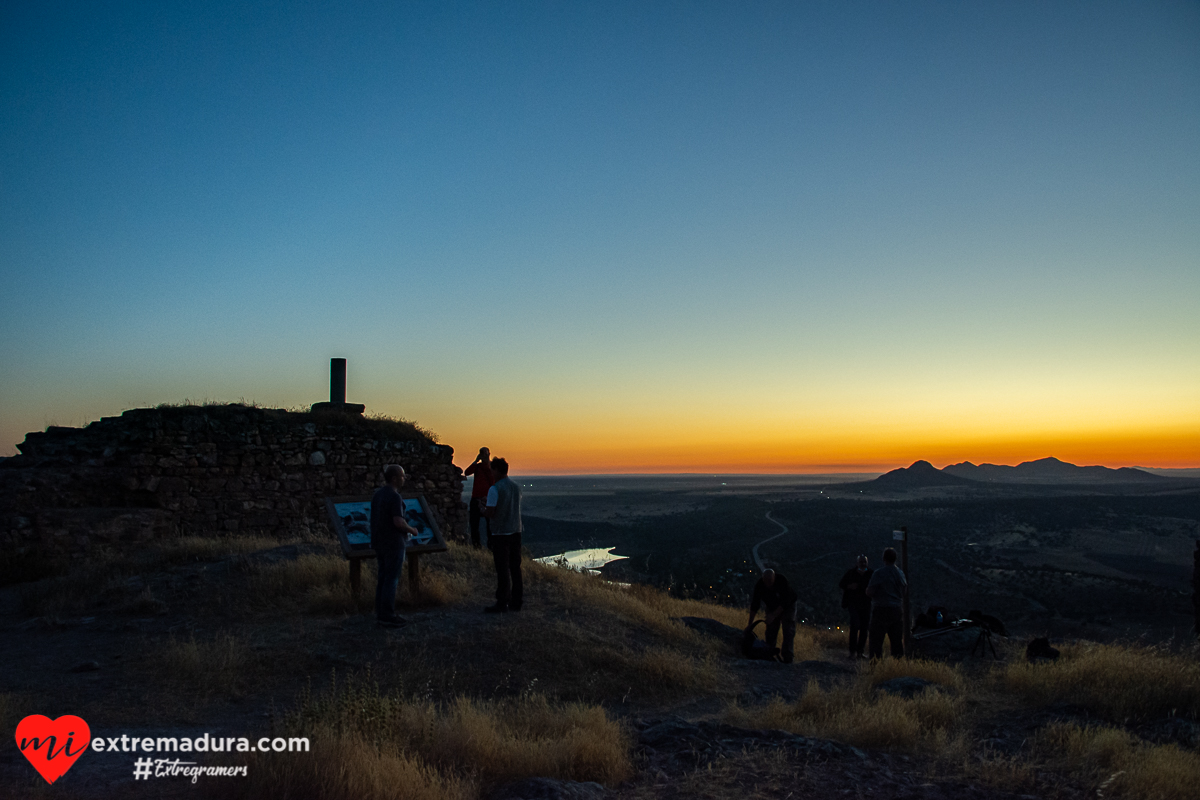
[482,457,523,613]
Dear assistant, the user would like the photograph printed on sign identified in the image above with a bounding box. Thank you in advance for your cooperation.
[401,498,435,545]
[335,502,372,546]
[335,500,436,547]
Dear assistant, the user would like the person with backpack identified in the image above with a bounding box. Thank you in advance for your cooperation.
[838,555,873,659]
[747,569,798,663]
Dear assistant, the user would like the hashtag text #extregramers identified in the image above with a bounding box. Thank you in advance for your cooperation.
[133,757,248,784]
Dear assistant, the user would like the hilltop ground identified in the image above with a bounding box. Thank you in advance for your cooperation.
[2,531,1199,800]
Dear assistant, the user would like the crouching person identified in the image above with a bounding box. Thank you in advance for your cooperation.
[748,569,798,663]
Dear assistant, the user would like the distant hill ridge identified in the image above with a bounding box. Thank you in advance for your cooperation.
[868,460,979,489]
[861,456,1165,489]
[941,456,1163,484]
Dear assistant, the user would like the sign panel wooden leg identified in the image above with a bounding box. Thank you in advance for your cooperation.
[408,552,421,599]
[350,558,361,595]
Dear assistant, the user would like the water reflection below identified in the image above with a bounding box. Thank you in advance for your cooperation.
[534,547,626,574]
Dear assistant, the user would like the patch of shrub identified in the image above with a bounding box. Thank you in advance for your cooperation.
[19,556,126,617]
[865,657,964,692]
[227,674,632,799]
[1037,722,1200,800]
[725,676,963,750]
[150,633,250,697]
[1003,642,1200,722]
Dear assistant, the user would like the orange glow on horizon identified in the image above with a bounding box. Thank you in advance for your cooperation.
[454,427,1200,475]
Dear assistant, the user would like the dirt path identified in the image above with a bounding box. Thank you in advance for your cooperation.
[751,511,788,571]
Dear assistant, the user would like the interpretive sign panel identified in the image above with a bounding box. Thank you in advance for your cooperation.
[325,494,448,557]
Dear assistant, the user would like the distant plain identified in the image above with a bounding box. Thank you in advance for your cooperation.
[474,470,1200,645]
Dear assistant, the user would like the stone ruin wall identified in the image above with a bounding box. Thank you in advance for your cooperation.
[0,406,467,556]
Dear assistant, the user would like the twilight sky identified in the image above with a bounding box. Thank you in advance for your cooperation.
[2,1,1197,473]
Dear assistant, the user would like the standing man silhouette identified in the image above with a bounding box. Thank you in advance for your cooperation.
[464,447,494,549]
[866,547,907,659]
[483,457,523,613]
[370,464,419,628]
[839,555,873,659]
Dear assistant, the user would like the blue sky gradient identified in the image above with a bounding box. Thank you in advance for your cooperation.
[2,1,1197,470]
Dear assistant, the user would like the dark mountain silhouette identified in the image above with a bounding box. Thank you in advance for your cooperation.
[942,457,1163,484]
[866,460,979,489]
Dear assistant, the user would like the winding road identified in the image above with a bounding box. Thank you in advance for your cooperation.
[752,511,789,571]
[752,511,844,572]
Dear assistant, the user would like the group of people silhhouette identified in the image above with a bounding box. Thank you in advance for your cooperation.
[749,547,908,661]
[369,448,525,627]
[373,456,916,648]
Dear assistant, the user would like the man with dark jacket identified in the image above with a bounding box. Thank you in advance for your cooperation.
[370,464,420,628]
[838,555,873,659]
[747,569,798,663]
[866,547,907,659]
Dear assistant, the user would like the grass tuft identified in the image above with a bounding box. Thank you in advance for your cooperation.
[151,633,251,696]
[226,674,633,799]
[156,535,281,562]
[725,674,963,751]
[19,555,126,617]
[865,657,965,691]
[634,647,724,691]
[248,554,349,604]
[1037,722,1200,800]
[1003,642,1200,721]
[229,727,474,800]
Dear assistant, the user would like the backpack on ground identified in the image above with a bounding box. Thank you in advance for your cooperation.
[741,619,781,661]
[1026,637,1060,662]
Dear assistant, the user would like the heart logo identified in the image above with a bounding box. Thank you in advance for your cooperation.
[15,715,91,784]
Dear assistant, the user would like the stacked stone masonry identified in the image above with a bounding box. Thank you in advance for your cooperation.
[0,406,467,555]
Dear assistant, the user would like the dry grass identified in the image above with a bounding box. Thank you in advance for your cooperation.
[622,749,800,800]
[0,692,37,739]
[19,555,127,617]
[1003,641,1200,722]
[17,534,286,617]
[959,750,1037,792]
[118,585,168,615]
[808,625,852,651]
[725,670,964,751]
[300,551,472,614]
[402,565,471,607]
[227,728,474,800]
[149,633,251,696]
[1036,722,1200,800]
[155,534,280,562]
[526,557,824,660]
[227,674,633,799]
[865,657,965,692]
[248,554,349,602]
[304,577,374,615]
[633,647,725,692]
[151,402,438,444]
